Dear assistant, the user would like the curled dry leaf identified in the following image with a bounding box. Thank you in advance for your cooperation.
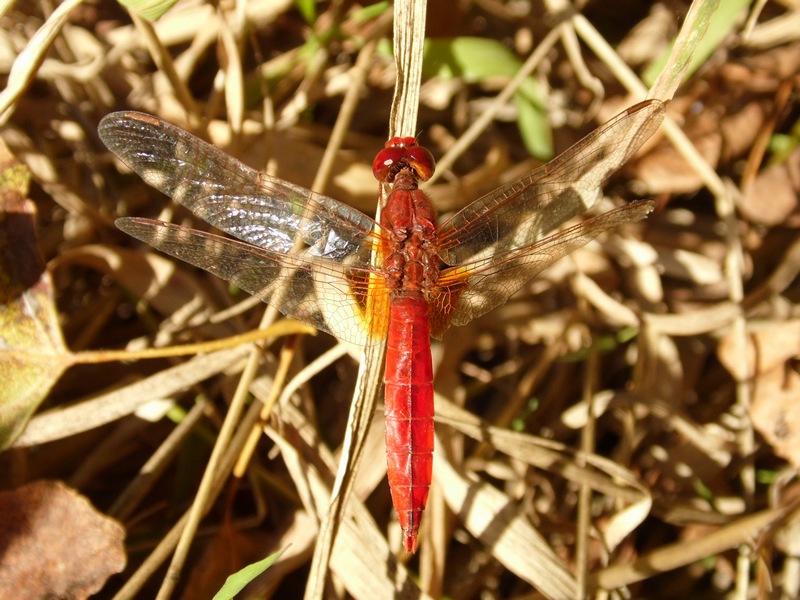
[435,397,651,594]
[719,320,800,467]
[650,244,724,287]
[739,148,800,226]
[749,368,800,468]
[0,480,126,599]
[635,103,723,195]
[433,445,577,598]
[0,149,70,449]
[718,319,800,381]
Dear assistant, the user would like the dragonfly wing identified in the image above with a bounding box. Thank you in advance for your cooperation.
[116,218,390,346]
[429,201,654,338]
[435,100,665,265]
[99,112,379,268]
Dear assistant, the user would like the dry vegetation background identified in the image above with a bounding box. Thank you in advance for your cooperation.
[1,0,800,598]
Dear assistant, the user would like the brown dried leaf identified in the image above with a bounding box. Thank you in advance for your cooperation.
[0,151,70,449]
[635,42,799,199]
[0,480,126,599]
[719,321,800,467]
[739,148,800,226]
[433,444,578,597]
[718,101,768,161]
[635,105,722,195]
[750,368,800,468]
[181,521,268,600]
[718,320,800,380]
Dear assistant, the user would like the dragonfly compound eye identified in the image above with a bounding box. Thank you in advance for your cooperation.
[372,138,436,183]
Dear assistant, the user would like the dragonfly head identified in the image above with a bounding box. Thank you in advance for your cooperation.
[372,136,435,184]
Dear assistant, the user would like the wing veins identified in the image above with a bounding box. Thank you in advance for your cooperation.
[117,218,390,344]
[99,111,380,269]
[430,201,654,334]
[435,100,665,264]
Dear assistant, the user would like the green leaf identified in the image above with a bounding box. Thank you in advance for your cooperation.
[116,0,179,21]
[212,546,289,600]
[422,37,552,159]
[352,2,391,23]
[295,0,316,25]
[768,118,800,166]
[423,37,523,81]
[515,81,552,159]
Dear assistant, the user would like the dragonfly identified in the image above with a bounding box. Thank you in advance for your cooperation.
[99,99,665,553]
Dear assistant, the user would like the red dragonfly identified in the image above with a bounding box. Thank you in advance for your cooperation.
[99,99,664,553]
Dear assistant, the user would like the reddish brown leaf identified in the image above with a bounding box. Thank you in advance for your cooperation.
[181,520,269,600]
[739,148,800,226]
[0,480,126,599]
[634,99,722,195]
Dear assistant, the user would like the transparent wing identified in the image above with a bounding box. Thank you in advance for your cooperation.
[100,112,390,344]
[429,201,654,338]
[115,218,391,345]
[99,112,379,267]
[435,100,665,265]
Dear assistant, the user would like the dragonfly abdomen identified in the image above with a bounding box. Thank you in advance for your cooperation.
[383,294,434,554]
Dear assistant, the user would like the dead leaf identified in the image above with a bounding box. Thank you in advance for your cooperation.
[719,101,767,161]
[719,321,800,467]
[634,41,800,197]
[635,102,722,195]
[181,520,268,600]
[718,320,800,381]
[0,480,126,599]
[739,148,800,226]
[0,146,70,449]
[750,368,800,468]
